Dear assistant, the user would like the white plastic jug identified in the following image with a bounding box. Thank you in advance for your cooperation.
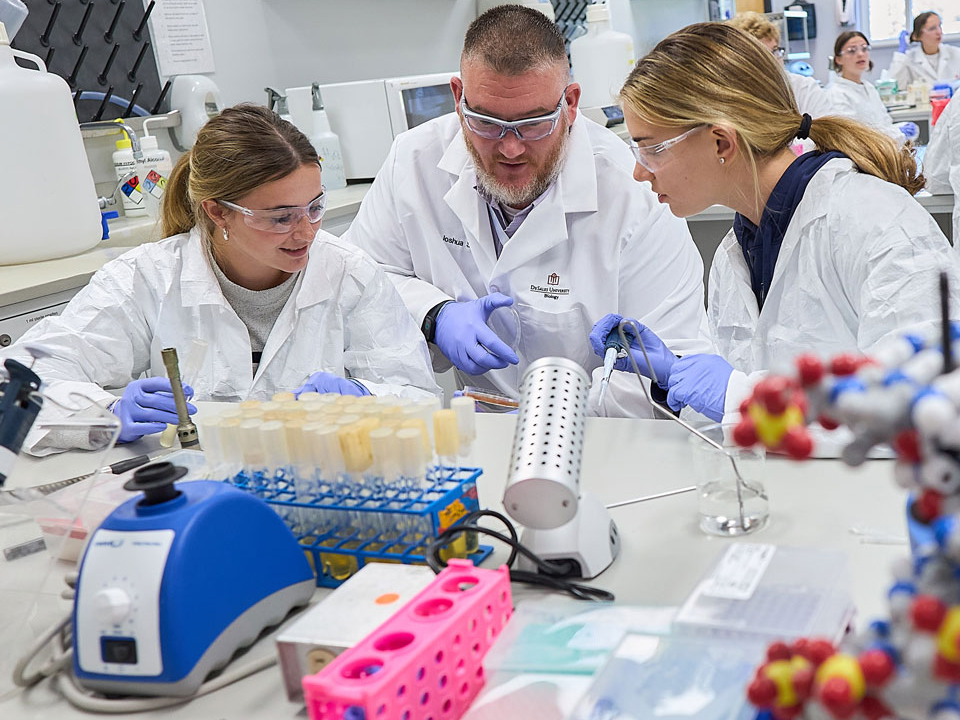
[570,2,635,109]
[0,22,102,265]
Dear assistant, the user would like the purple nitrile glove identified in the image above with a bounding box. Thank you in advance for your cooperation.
[665,354,734,423]
[899,30,910,53]
[112,377,197,443]
[294,372,370,398]
[898,121,919,139]
[588,313,677,387]
[434,294,520,376]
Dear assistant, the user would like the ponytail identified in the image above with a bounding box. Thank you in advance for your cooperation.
[160,152,197,238]
[807,116,925,195]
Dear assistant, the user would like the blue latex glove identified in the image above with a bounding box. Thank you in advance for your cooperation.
[665,354,734,423]
[434,294,520,375]
[112,377,196,444]
[899,30,910,53]
[898,121,919,139]
[295,372,370,398]
[588,314,677,387]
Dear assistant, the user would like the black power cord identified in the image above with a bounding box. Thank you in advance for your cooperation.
[426,510,615,602]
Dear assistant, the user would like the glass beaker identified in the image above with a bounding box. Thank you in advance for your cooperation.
[688,426,768,536]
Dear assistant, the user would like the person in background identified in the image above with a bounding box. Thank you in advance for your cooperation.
[827,31,918,144]
[890,11,960,88]
[726,11,833,120]
[344,5,713,417]
[3,104,438,454]
[925,92,960,250]
[590,22,960,424]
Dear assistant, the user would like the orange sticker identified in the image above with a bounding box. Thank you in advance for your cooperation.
[438,499,468,532]
[375,593,400,605]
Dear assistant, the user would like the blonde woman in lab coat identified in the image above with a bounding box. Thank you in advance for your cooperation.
[4,104,438,454]
[925,92,960,249]
[890,11,960,88]
[590,23,960,426]
[827,31,916,144]
[726,12,833,119]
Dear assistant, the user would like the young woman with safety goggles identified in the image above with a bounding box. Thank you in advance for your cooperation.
[2,104,438,453]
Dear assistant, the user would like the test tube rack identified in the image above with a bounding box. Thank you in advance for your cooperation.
[224,466,492,588]
[302,559,512,720]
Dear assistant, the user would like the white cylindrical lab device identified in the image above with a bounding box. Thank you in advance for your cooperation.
[503,357,588,530]
[569,2,635,109]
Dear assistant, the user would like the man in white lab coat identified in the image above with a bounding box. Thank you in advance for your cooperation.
[344,5,712,416]
[925,92,960,250]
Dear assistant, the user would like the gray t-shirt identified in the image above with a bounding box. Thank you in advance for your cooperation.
[207,245,299,376]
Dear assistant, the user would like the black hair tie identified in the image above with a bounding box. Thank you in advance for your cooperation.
[796,113,813,140]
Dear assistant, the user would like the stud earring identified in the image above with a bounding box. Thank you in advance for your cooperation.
[719,157,725,165]
[223,227,229,242]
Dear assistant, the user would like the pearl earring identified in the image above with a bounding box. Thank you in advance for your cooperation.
[223,228,229,242]
[719,157,725,165]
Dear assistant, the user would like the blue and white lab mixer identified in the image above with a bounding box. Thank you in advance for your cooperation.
[72,461,315,696]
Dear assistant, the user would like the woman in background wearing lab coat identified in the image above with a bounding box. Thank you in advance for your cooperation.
[827,31,916,144]
[890,11,960,88]
[590,22,959,425]
[726,12,833,120]
[4,104,438,453]
[925,92,960,250]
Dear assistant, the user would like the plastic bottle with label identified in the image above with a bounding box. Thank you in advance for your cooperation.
[112,138,147,217]
[286,84,347,190]
[0,0,27,41]
[570,1,636,109]
[139,135,172,219]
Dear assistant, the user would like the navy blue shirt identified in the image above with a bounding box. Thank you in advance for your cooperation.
[733,151,845,311]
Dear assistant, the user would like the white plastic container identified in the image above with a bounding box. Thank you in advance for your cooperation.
[570,2,636,109]
[139,134,173,218]
[0,0,27,40]
[286,84,347,190]
[112,139,147,217]
[0,22,102,264]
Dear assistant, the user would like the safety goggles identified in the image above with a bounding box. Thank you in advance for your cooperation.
[838,43,870,56]
[218,189,326,233]
[459,90,568,141]
[628,126,704,173]
[772,46,786,58]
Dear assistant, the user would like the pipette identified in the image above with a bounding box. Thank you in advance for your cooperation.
[461,386,519,410]
[598,327,634,409]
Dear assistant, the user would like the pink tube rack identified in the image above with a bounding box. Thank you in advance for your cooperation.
[302,559,513,720]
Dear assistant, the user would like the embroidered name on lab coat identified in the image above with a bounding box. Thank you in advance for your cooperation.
[442,234,470,249]
[530,273,571,300]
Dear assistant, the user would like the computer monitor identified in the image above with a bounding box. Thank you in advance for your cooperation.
[384,73,457,137]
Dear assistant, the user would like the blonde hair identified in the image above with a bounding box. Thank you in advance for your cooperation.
[620,23,925,198]
[161,104,320,240]
[726,11,780,45]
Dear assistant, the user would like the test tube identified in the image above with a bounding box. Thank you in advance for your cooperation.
[396,427,428,489]
[196,415,224,473]
[259,401,284,419]
[259,420,290,479]
[433,409,460,468]
[416,396,441,444]
[369,427,399,485]
[400,418,433,475]
[335,413,362,427]
[238,399,262,411]
[272,391,296,403]
[218,417,245,477]
[450,396,477,458]
[239,419,267,479]
[308,424,346,492]
[284,419,313,484]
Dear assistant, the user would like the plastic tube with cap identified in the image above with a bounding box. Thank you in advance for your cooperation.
[369,427,399,485]
[298,392,337,405]
[196,415,223,470]
[272,391,296,403]
[259,420,289,476]
[309,424,346,492]
[396,427,427,489]
[400,418,433,466]
[433,409,460,468]
[239,418,267,475]
[218,417,244,469]
[339,424,372,478]
[450,396,476,457]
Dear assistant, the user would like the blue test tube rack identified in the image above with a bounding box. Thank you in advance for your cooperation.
[223,465,491,587]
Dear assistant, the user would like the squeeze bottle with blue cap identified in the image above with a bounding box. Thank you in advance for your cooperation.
[112,138,147,217]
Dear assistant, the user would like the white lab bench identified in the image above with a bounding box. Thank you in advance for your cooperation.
[0,184,372,349]
[0,411,905,719]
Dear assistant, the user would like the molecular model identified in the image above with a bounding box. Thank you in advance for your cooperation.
[736,322,960,720]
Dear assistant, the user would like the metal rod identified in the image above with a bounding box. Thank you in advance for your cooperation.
[98,43,119,86]
[124,82,143,118]
[150,79,172,115]
[606,485,697,509]
[104,1,125,43]
[160,348,200,449]
[127,41,150,83]
[942,271,953,374]
[132,0,155,42]
[40,2,61,47]
[92,86,113,121]
[67,45,89,88]
[72,1,95,46]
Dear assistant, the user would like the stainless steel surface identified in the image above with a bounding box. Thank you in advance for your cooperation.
[160,347,199,448]
[78,119,143,161]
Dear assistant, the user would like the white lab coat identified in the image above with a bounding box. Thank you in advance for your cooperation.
[889,44,960,88]
[826,74,905,143]
[925,93,960,249]
[709,158,960,420]
[4,228,440,454]
[788,72,834,118]
[343,112,714,417]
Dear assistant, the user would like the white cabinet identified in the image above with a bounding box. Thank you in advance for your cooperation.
[0,289,79,348]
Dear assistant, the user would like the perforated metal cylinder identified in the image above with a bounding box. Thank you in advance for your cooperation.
[503,357,588,529]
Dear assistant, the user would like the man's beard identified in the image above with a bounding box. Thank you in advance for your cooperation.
[465,119,570,209]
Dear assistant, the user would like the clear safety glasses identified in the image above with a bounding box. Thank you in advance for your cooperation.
[628,126,704,173]
[838,44,871,56]
[218,189,326,233]
[459,90,568,141]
